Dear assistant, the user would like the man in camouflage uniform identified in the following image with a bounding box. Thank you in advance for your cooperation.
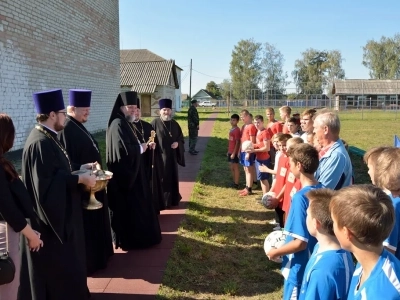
[188,99,199,155]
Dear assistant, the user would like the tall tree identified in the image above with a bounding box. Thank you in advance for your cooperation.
[261,43,288,99]
[362,34,400,79]
[205,81,221,97]
[292,49,345,94]
[219,79,232,100]
[229,38,262,101]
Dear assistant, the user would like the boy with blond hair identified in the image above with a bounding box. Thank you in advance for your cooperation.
[330,184,400,299]
[299,189,354,300]
[267,143,323,299]
[365,147,400,259]
[279,105,292,134]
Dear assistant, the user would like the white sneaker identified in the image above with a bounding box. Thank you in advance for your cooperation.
[273,225,282,231]
[268,219,277,225]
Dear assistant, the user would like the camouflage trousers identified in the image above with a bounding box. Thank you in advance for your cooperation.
[188,127,198,152]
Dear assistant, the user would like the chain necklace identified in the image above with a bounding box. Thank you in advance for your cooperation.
[67,117,99,153]
[122,117,141,145]
[35,125,72,171]
[159,117,172,137]
[132,120,146,143]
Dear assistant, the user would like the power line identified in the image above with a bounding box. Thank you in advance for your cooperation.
[192,69,226,79]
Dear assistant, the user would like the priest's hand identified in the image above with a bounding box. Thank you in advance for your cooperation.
[171,142,178,149]
[141,143,148,153]
[148,142,156,150]
[80,162,99,170]
[78,172,96,187]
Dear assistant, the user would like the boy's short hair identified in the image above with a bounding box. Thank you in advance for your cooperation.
[374,147,400,192]
[279,106,291,115]
[230,114,240,121]
[254,114,263,122]
[287,143,319,174]
[272,132,283,141]
[330,184,394,247]
[277,133,292,143]
[265,107,275,114]
[363,146,390,164]
[288,116,300,125]
[301,108,317,119]
[307,189,336,236]
[240,109,250,116]
[287,137,303,146]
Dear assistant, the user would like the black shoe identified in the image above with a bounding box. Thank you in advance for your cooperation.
[189,151,198,155]
[194,150,199,154]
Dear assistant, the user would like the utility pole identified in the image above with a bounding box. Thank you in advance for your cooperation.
[189,59,192,98]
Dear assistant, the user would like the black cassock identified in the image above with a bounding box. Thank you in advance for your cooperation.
[19,125,89,300]
[106,114,162,249]
[132,119,165,213]
[150,118,185,207]
[59,116,113,275]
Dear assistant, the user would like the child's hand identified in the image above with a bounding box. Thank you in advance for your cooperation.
[245,149,254,153]
[245,153,250,160]
[266,247,281,263]
[230,154,235,159]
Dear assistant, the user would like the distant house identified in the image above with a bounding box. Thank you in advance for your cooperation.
[332,79,400,110]
[192,89,224,106]
[120,49,183,116]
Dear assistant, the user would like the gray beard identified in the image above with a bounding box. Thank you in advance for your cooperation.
[160,115,171,121]
[125,115,136,123]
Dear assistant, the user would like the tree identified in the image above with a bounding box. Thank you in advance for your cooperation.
[218,79,232,100]
[261,43,288,99]
[205,81,221,97]
[292,49,345,94]
[229,38,262,101]
[362,34,400,79]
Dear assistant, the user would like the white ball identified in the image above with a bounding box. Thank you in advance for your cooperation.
[261,192,277,209]
[264,230,286,263]
[241,140,254,151]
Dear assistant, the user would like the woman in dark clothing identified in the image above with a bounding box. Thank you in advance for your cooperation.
[0,113,43,299]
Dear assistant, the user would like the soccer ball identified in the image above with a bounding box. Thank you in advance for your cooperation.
[263,230,286,263]
[241,140,254,152]
[261,192,277,209]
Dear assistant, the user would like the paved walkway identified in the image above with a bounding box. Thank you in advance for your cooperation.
[88,113,218,299]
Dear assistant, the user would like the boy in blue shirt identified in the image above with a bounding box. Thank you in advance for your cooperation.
[266,143,323,300]
[364,147,400,259]
[299,189,354,300]
[330,184,400,300]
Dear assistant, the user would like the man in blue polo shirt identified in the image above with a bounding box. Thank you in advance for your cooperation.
[313,112,352,190]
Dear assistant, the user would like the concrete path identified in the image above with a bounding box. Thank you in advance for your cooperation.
[88,112,218,299]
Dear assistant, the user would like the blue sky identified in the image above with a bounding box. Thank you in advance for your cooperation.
[119,0,400,95]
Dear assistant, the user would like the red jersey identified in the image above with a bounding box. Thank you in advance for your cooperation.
[267,121,283,137]
[282,171,302,214]
[254,129,271,160]
[228,126,241,154]
[282,122,290,134]
[271,154,289,207]
[240,123,257,144]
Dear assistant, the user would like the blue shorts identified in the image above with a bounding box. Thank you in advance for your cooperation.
[227,153,239,163]
[239,152,255,167]
[255,159,271,181]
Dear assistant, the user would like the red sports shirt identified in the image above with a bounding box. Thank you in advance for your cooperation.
[228,126,241,154]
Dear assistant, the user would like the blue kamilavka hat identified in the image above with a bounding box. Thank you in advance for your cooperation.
[33,89,65,114]
[159,98,172,109]
[69,89,92,107]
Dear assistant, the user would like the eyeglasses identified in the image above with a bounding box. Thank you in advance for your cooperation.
[56,111,67,116]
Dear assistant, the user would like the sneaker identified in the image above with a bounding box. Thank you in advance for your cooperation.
[268,219,277,225]
[189,151,198,155]
[273,225,282,231]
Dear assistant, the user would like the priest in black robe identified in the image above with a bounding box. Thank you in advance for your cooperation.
[132,103,165,213]
[151,99,185,207]
[106,91,162,250]
[19,89,97,300]
[59,89,113,275]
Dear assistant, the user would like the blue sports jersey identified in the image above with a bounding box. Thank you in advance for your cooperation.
[299,243,355,300]
[383,195,400,260]
[281,183,323,300]
[348,249,400,300]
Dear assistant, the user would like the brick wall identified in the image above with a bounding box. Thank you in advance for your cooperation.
[0,0,120,150]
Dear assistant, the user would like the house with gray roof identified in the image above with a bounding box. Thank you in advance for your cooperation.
[120,49,183,116]
[332,79,400,110]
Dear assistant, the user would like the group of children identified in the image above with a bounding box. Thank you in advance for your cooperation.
[227,107,400,299]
